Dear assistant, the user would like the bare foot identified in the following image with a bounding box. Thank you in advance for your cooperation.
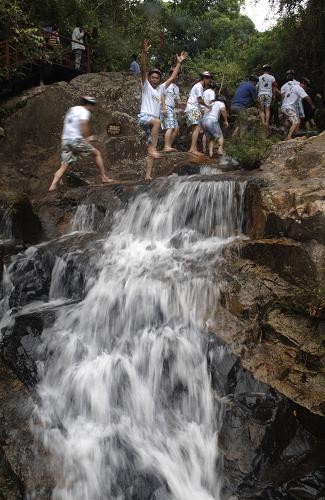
[148,146,161,159]
[101,175,114,184]
[48,184,57,192]
[217,149,225,156]
[163,147,178,153]
[145,175,153,180]
[189,150,204,156]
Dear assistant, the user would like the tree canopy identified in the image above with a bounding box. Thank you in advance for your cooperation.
[0,0,324,95]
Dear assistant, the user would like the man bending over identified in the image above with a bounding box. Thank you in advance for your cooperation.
[49,96,113,191]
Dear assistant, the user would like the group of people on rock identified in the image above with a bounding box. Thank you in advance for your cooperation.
[230,65,316,140]
[137,40,231,179]
[48,40,322,190]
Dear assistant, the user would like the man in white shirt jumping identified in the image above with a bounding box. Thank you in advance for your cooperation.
[49,96,113,191]
[138,39,187,179]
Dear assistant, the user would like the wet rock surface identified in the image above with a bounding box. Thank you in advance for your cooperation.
[1,75,325,498]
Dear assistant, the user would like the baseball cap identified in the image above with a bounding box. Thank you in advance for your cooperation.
[200,71,213,78]
[81,96,97,105]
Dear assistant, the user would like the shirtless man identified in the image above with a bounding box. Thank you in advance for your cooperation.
[138,39,187,179]
[49,96,113,191]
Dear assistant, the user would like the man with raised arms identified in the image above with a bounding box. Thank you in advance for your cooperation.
[138,39,187,179]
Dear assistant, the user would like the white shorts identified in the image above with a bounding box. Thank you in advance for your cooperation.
[282,106,299,125]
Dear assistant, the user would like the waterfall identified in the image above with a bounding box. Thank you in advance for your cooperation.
[71,204,97,232]
[31,177,246,500]
[0,207,13,240]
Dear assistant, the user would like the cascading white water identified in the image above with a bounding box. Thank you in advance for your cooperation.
[0,207,13,240]
[33,177,246,500]
[71,204,96,232]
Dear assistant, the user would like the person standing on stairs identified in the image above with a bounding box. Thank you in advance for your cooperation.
[48,96,113,191]
[138,39,187,180]
[72,23,85,70]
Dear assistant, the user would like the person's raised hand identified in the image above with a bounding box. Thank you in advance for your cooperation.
[143,39,151,53]
[176,51,188,64]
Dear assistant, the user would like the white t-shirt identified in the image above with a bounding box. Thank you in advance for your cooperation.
[257,73,275,96]
[203,89,215,104]
[62,106,90,140]
[281,80,300,95]
[203,89,215,116]
[281,85,308,109]
[185,82,204,112]
[71,27,85,51]
[205,101,226,121]
[140,80,166,118]
[164,83,180,108]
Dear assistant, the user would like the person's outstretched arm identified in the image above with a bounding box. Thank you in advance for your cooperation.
[141,39,151,85]
[164,51,188,87]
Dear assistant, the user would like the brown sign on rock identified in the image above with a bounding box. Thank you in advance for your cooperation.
[107,124,121,136]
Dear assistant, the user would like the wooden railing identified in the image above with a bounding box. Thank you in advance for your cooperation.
[0,33,92,81]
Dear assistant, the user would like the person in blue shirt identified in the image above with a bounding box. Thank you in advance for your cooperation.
[231,75,258,112]
[130,54,141,75]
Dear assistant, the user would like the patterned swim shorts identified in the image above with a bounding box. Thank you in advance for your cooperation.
[281,106,299,124]
[137,112,158,144]
[161,106,178,130]
[185,109,202,127]
[61,139,94,165]
[258,94,272,107]
[201,117,223,140]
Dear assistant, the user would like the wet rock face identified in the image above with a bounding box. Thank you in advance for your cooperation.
[208,336,325,500]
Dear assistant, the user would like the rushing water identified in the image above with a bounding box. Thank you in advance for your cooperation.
[8,177,245,499]
[0,207,13,240]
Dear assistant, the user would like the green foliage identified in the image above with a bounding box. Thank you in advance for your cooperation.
[0,0,257,76]
[225,121,280,168]
[246,0,325,96]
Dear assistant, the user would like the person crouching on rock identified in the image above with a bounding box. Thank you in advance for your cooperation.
[138,39,187,180]
[201,98,229,157]
[185,71,213,156]
[48,96,113,191]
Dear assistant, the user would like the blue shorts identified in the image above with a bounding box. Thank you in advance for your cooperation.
[161,106,178,130]
[201,117,223,140]
[138,112,159,144]
[61,139,94,165]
